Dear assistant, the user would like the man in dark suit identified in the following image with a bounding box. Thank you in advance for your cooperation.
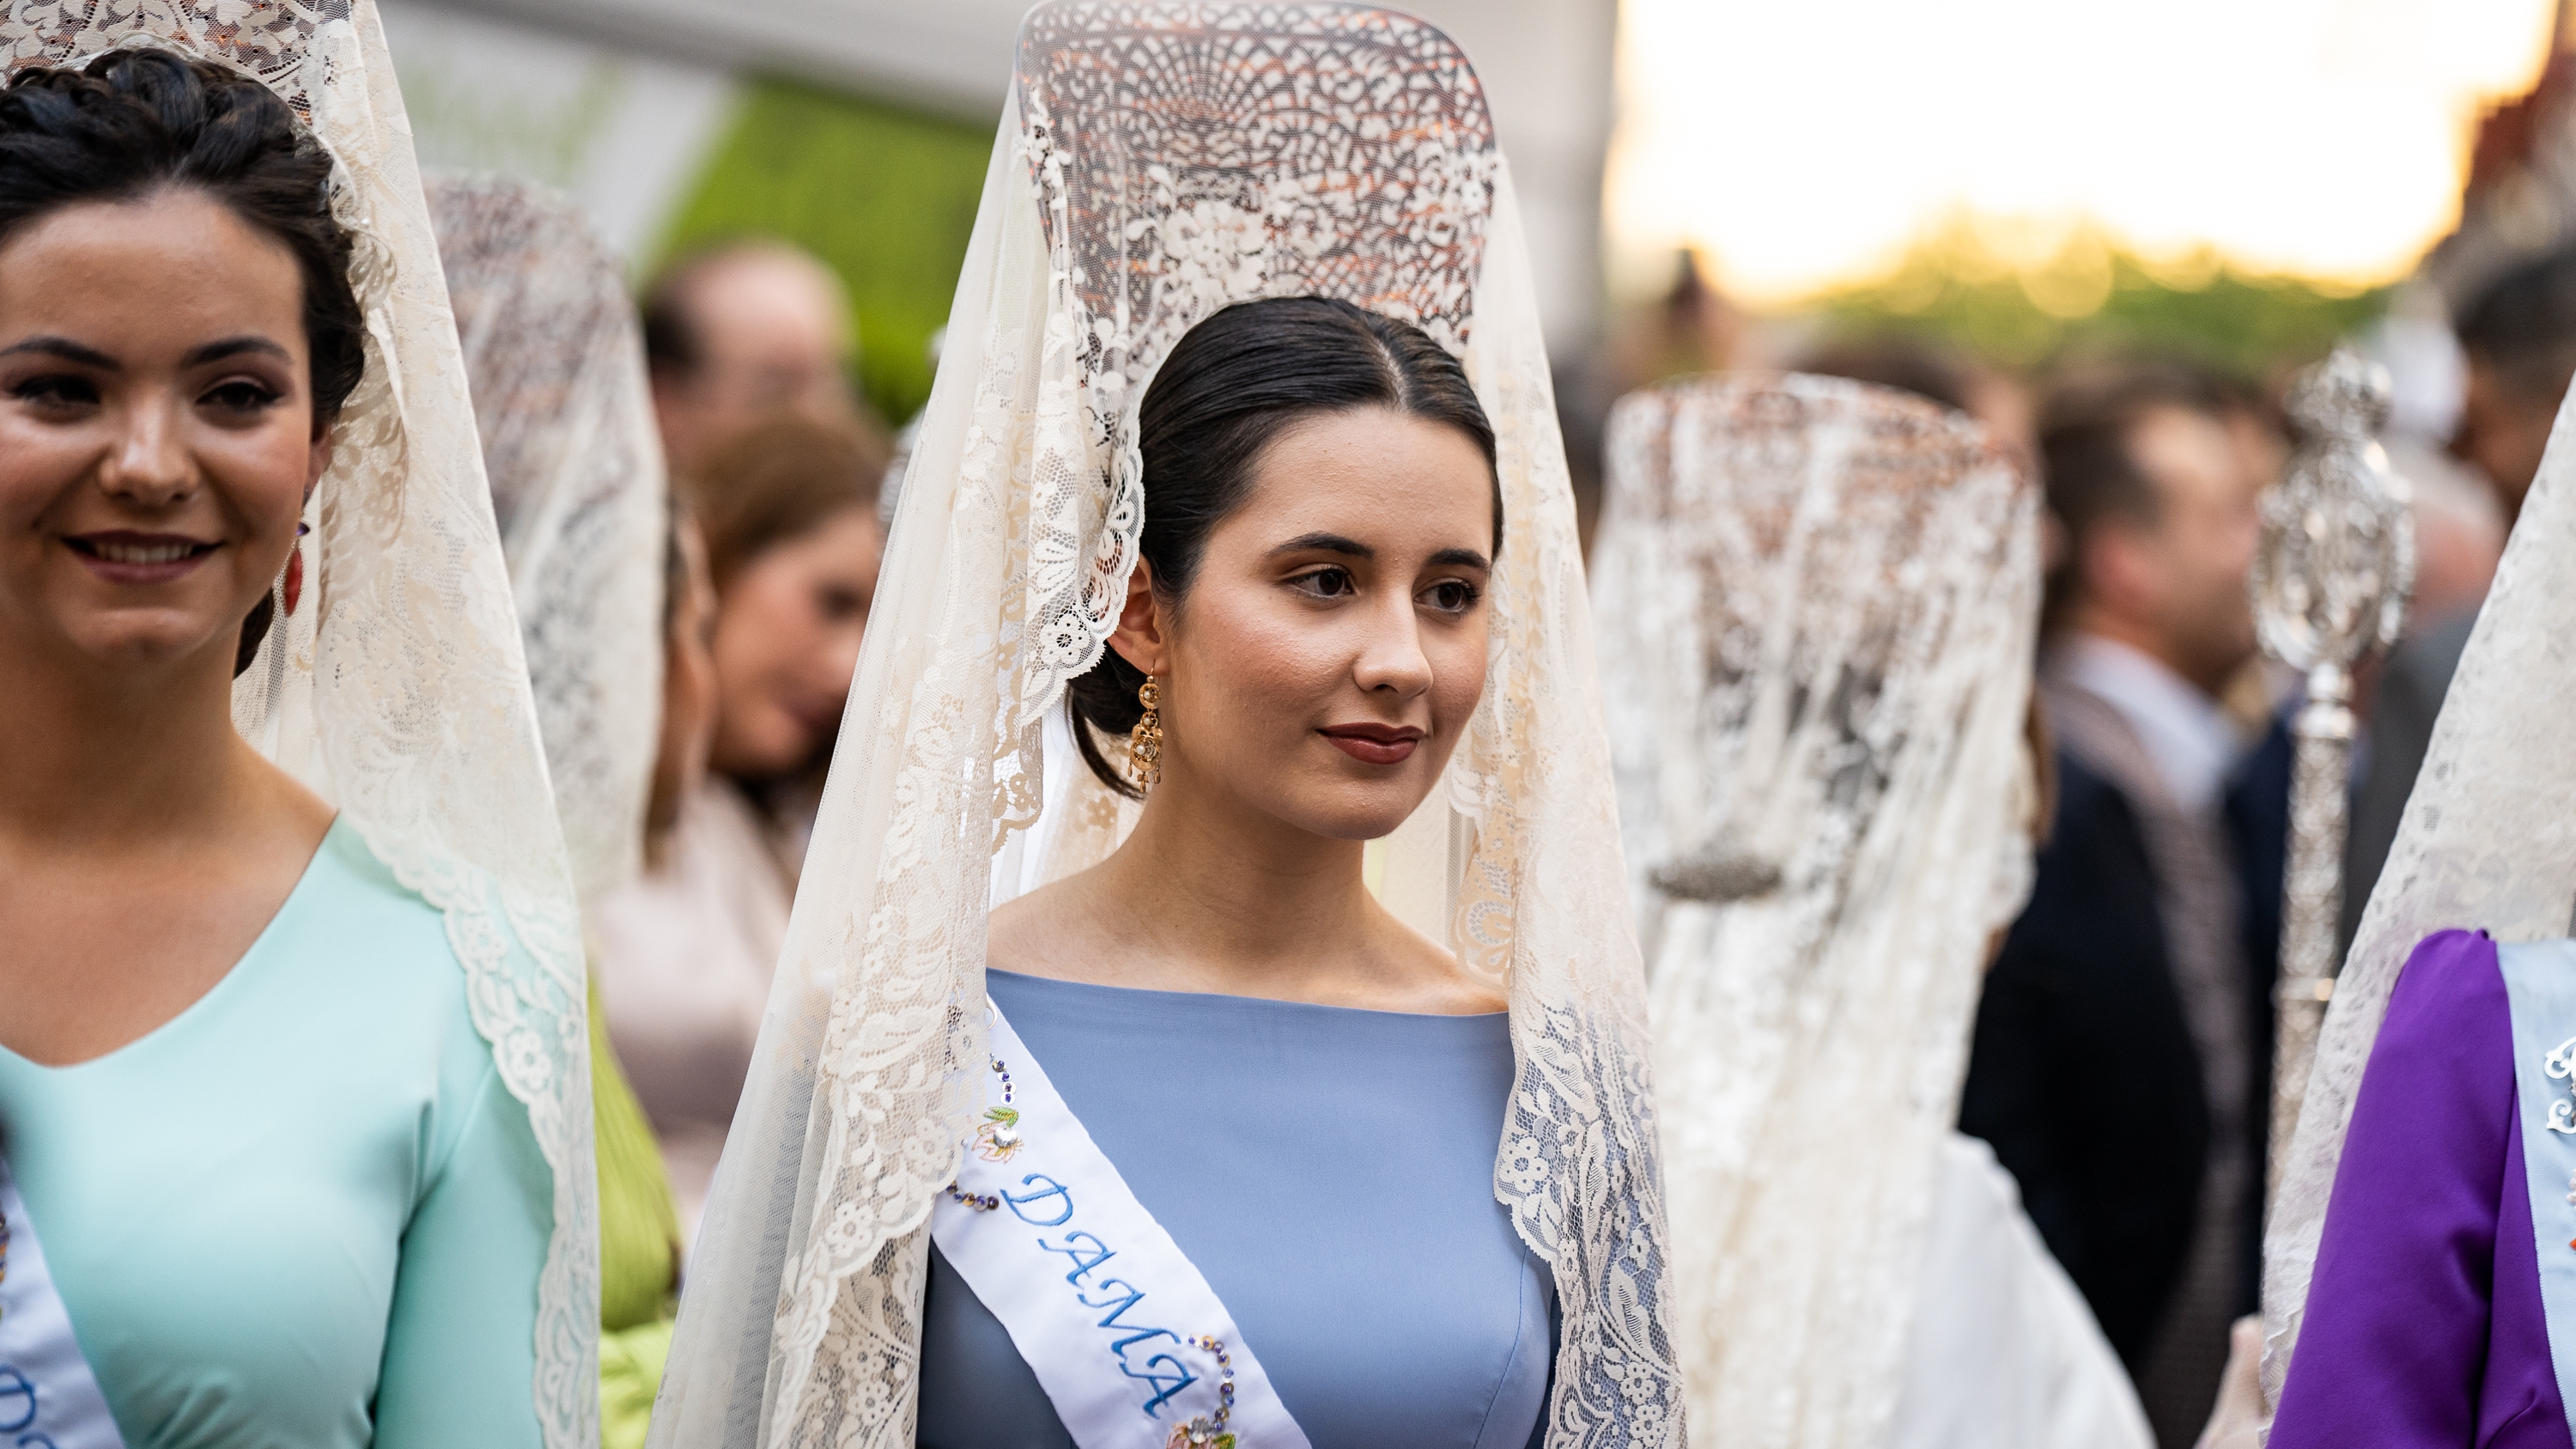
[1959,365,2287,1449]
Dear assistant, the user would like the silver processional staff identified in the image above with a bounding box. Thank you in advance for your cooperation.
[2251,346,2415,1209]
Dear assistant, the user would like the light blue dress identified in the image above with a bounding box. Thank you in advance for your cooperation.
[917,969,1555,1449]
[0,819,551,1449]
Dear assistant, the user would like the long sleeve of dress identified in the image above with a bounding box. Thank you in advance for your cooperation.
[372,1060,553,1449]
[2269,928,2569,1449]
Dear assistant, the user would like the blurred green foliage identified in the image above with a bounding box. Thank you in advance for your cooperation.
[657,79,994,424]
[1802,216,2393,382]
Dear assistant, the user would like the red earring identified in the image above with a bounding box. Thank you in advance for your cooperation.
[283,521,308,616]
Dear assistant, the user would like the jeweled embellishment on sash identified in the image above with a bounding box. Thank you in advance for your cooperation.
[2545,1034,2576,1137]
[1162,1336,1239,1448]
[958,1052,1242,1440]
[933,1005,1309,1449]
[977,1107,1025,1162]
[2540,1035,2576,1247]
[951,1055,1023,1205]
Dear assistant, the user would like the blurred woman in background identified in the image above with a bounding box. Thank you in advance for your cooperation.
[1597,373,2148,1449]
[592,411,884,1233]
[429,172,685,1449]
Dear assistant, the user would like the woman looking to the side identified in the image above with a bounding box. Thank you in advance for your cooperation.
[591,412,883,1234]
[0,41,575,1449]
[649,9,1681,1443]
[907,295,1547,1446]
[694,412,887,865]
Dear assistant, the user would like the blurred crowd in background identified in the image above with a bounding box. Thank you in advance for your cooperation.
[380,1,2576,1444]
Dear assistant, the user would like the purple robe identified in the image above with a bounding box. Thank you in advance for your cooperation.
[2272,929,2570,1448]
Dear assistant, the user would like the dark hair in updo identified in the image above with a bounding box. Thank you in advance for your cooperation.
[1,49,365,426]
[1066,296,1501,797]
[0,48,368,673]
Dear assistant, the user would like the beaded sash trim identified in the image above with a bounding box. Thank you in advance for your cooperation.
[0,1157,126,1449]
[932,1004,1309,1449]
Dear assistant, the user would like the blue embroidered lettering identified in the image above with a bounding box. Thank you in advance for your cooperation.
[0,1368,31,1434]
[1119,1351,1199,1416]
[16,1434,58,1449]
[1078,1278,1148,1326]
[1109,1327,1180,1358]
[1039,1231,1117,1286]
[1002,1174,1074,1227]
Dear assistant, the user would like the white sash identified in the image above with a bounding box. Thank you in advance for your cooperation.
[0,1158,126,1449]
[2499,937,2576,1444]
[930,1003,1310,1449]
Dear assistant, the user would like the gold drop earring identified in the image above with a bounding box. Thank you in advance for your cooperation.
[1127,675,1163,792]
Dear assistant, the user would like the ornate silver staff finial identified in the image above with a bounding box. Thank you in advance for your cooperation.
[2252,346,2415,1213]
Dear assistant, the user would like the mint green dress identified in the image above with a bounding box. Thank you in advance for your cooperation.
[0,819,551,1449]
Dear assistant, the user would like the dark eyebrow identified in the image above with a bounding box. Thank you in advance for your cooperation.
[181,336,292,368]
[1429,546,1492,572]
[0,336,118,369]
[1269,532,1372,560]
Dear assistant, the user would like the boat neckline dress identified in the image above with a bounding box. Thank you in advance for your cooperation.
[915,966,1556,1449]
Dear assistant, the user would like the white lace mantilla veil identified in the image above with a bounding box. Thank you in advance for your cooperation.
[2263,387,2576,1397]
[649,4,1683,1446]
[0,7,599,1446]
[1593,375,2039,1448]
[428,174,667,907]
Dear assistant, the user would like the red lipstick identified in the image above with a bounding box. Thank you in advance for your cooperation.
[1319,721,1425,765]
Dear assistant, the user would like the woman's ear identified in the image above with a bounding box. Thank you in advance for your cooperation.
[305,431,334,498]
[1104,558,1167,677]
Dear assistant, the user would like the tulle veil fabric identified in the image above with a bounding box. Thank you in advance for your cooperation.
[1593,375,2040,1447]
[648,4,1684,1445]
[0,7,600,1445]
[427,174,667,908]
[2264,387,2576,1395]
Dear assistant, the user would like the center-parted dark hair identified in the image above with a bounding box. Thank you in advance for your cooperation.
[0,49,367,673]
[1066,296,1501,797]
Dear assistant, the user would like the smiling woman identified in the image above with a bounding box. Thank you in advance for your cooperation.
[0,66,347,1080]
[0,195,320,645]
[0,88,360,686]
[0,33,586,1449]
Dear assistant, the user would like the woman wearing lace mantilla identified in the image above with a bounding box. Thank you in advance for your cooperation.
[652,5,1682,1447]
[0,9,597,1449]
[428,173,681,1449]
[2260,390,2576,1441]
[590,411,887,1239]
[1595,374,2149,1449]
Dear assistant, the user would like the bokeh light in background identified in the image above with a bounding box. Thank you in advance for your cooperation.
[1609,0,2560,306]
